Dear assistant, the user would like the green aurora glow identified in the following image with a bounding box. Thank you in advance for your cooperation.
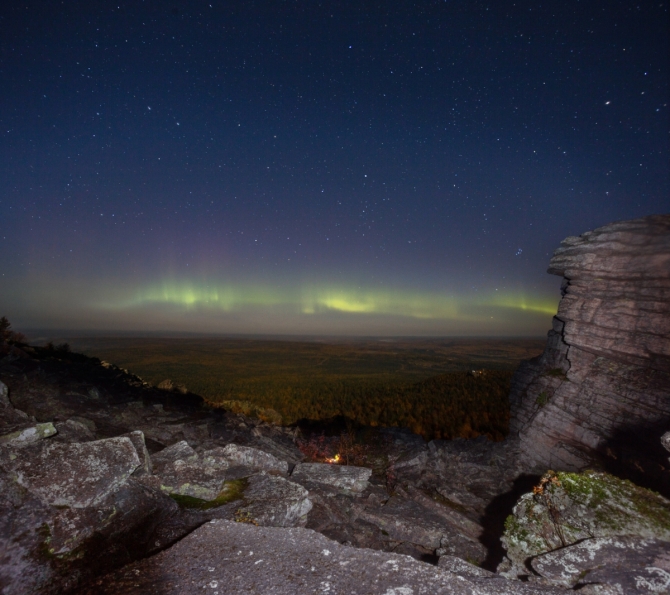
[6,273,560,335]
[106,280,558,320]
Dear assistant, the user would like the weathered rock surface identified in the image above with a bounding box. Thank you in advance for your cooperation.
[358,493,487,564]
[149,441,292,500]
[150,441,230,499]
[438,555,497,579]
[499,470,670,579]
[233,472,312,527]
[220,442,288,474]
[531,536,670,592]
[0,421,57,446]
[2,436,141,507]
[0,432,202,594]
[509,215,670,483]
[77,519,564,595]
[292,461,372,492]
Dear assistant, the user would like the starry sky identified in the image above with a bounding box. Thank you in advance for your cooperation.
[1,1,667,336]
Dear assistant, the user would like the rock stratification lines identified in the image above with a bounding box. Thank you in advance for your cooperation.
[509,215,670,476]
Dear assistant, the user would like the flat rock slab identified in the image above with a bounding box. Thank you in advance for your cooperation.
[159,458,230,499]
[79,520,562,595]
[220,443,288,474]
[532,536,670,592]
[292,462,371,492]
[2,436,140,507]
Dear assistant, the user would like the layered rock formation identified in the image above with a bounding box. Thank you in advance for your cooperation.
[509,215,670,483]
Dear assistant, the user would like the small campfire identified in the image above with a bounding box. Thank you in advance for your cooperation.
[325,454,340,464]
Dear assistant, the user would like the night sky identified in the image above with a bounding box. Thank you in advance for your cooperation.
[1,1,667,336]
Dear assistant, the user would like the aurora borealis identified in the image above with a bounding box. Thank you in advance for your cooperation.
[0,1,667,336]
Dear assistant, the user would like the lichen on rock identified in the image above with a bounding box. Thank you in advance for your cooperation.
[499,469,670,578]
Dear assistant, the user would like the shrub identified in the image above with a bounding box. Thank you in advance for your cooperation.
[0,316,27,344]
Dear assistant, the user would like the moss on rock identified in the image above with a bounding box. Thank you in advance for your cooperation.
[169,478,248,510]
[500,470,670,578]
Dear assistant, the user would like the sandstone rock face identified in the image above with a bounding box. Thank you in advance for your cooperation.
[509,215,670,475]
[78,520,565,595]
[499,470,670,580]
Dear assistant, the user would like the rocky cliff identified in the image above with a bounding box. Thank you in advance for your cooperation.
[509,215,670,487]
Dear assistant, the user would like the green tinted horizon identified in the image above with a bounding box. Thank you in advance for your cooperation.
[106,279,558,319]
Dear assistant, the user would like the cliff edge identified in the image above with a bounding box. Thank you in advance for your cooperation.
[509,214,670,487]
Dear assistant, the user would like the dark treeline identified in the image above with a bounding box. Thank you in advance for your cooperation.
[205,371,512,441]
[3,325,527,441]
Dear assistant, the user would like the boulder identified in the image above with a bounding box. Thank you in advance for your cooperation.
[392,447,428,477]
[249,427,305,465]
[0,473,52,595]
[220,442,288,474]
[125,430,152,476]
[508,215,670,476]
[532,536,670,592]
[424,437,518,522]
[499,470,670,578]
[438,554,496,579]
[78,519,565,595]
[2,436,140,508]
[233,472,312,527]
[0,379,32,426]
[151,440,199,468]
[0,431,200,594]
[152,449,229,500]
[291,462,371,492]
[151,442,292,500]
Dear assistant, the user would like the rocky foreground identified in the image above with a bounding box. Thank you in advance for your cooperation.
[1,215,669,595]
